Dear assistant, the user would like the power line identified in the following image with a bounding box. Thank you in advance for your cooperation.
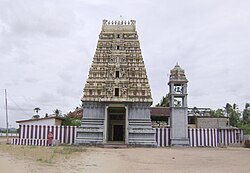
[8,95,29,115]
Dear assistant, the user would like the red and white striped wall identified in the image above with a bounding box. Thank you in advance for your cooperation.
[189,128,218,147]
[11,125,243,147]
[11,138,49,146]
[155,128,243,147]
[217,128,243,146]
[156,128,171,147]
[11,125,77,146]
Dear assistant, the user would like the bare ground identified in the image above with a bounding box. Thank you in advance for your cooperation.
[0,137,250,173]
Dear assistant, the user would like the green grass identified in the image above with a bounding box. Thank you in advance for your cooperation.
[35,146,86,164]
[54,146,87,154]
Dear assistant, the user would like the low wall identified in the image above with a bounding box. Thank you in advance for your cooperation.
[156,128,243,147]
[11,125,243,147]
[11,125,76,146]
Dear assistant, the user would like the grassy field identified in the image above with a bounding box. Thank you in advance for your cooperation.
[0,137,87,169]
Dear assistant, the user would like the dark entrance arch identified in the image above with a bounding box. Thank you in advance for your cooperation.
[108,107,126,142]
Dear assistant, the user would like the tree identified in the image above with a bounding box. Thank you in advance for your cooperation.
[225,103,232,118]
[243,103,250,124]
[210,108,224,117]
[53,109,61,117]
[156,94,170,107]
[225,103,241,127]
[61,116,81,126]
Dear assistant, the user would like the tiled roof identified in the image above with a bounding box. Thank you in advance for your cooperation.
[150,107,170,117]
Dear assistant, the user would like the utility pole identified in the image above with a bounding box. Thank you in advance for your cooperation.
[5,89,9,143]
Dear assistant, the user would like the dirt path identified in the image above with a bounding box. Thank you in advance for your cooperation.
[1,137,250,173]
[83,147,250,173]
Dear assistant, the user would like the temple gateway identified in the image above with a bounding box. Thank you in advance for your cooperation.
[76,20,156,146]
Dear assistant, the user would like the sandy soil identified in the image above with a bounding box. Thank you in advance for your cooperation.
[1,137,250,173]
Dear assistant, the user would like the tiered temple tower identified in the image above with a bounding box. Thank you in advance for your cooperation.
[168,63,189,146]
[76,20,156,146]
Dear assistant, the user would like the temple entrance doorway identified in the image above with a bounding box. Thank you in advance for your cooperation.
[107,107,126,142]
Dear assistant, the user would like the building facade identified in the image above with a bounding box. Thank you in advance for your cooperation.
[76,20,156,146]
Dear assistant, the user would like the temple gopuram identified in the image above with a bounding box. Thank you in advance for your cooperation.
[76,19,156,146]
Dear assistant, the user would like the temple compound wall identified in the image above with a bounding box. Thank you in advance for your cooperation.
[76,20,156,146]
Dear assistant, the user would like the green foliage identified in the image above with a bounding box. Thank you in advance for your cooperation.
[156,93,250,135]
[210,108,224,117]
[227,103,241,127]
[243,103,250,124]
[62,116,81,126]
[54,146,86,154]
[156,94,170,107]
[237,123,250,135]
[222,103,250,134]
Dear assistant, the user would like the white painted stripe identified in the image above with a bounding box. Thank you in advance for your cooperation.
[24,125,27,139]
[161,128,164,147]
[53,126,56,140]
[208,129,211,147]
[201,129,204,146]
[70,126,73,144]
[61,126,64,144]
[32,126,34,139]
[166,128,169,146]
[197,129,200,146]
[20,125,23,139]
[45,126,48,146]
[221,130,224,145]
[28,125,31,139]
[194,129,197,147]
[211,129,215,147]
[41,126,44,140]
[189,129,193,147]
[231,130,234,143]
[205,129,208,146]
[74,126,77,144]
[157,128,160,147]
[225,130,228,145]
[25,125,28,139]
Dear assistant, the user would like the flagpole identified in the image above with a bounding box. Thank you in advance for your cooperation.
[5,89,9,143]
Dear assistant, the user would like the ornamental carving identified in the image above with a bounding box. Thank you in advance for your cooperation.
[120,68,126,78]
[109,57,116,63]
[119,57,127,63]
[121,86,128,97]
[106,86,113,97]
[82,20,152,103]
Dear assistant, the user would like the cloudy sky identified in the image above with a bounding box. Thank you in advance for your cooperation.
[0,0,250,128]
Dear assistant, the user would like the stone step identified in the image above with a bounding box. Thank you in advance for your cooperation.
[103,143,127,148]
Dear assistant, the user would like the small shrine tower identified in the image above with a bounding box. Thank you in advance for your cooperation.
[168,63,189,146]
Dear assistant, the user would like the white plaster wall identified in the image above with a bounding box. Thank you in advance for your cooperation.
[19,119,56,126]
